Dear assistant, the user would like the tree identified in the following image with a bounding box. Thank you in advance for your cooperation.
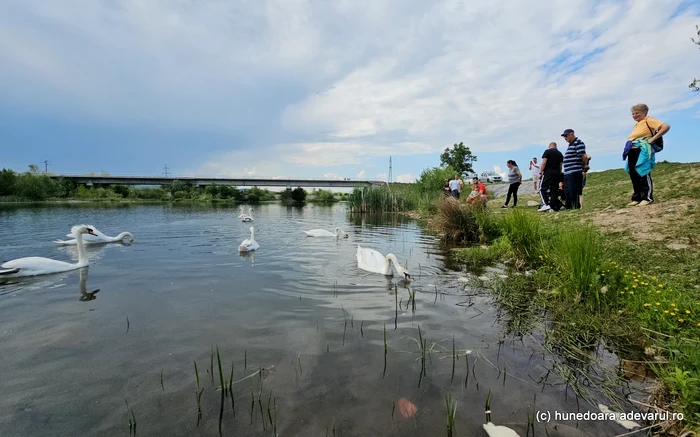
[691,25,700,92]
[291,187,307,203]
[439,142,477,175]
[415,165,456,194]
[0,168,17,196]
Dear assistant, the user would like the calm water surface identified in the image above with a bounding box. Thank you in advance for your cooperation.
[0,203,636,436]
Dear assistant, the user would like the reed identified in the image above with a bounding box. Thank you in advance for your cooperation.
[445,393,457,437]
[383,323,388,378]
[346,186,415,213]
[160,368,164,391]
[125,399,137,436]
[194,361,203,426]
[451,335,456,383]
[126,315,130,334]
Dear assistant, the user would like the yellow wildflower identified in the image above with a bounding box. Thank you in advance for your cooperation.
[678,319,684,323]
[685,310,691,314]
[671,303,676,307]
[655,302,661,306]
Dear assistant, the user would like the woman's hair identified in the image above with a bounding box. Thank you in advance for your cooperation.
[631,103,649,114]
[507,160,518,167]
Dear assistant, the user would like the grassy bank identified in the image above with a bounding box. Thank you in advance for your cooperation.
[443,162,700,434]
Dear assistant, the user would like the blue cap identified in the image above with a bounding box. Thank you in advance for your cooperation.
[561,129,575,137]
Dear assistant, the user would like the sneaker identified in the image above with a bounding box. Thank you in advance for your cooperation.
[501,205,508,209]
[538,204,551,212]
[628,201,640,206]
[637,200,653,206]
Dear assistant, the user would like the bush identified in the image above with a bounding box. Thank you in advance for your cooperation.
[498,209,543,265]
[0,168,17,195]
[432,197,481,241]
[312,189,336,202]
[291,187,307,203]
[550,225,603,305]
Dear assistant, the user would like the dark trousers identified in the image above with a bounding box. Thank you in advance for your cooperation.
[539,172,559,207]
[452,189,460,199]
[627,148,653,202]
[504,182,521,206]
[564,172,583,209]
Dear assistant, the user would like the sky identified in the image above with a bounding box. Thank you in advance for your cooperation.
[1,0,700,184]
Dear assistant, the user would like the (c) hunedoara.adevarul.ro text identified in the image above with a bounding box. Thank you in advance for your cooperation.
[536,410,684,423]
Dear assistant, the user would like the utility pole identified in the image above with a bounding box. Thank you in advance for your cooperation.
[162,164,170,178]
[388,156,392,183]
[42,160,50,173]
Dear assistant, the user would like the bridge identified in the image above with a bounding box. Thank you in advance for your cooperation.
[48,174,386,189]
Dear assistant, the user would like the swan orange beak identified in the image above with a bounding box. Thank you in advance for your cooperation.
[344,234,349,238]
[404,272,412,281]
[87,228,97,236]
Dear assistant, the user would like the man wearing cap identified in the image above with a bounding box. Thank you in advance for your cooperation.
[560,129,589,210]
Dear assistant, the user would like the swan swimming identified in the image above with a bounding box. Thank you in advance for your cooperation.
[0,225,98,278]
[241,207,254,222]
[238,226,259,252]
[303,227,349,238]
[356,245,411,281]
[54,225,134,245]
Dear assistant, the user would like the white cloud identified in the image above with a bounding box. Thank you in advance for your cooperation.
[376,172,388,181]
[356,169,366,178]
[396,173,414,183]
[323,172,344,180]
[1,0,699,178]
[493,166,507,180]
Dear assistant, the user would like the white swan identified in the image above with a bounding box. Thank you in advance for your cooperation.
[0,225,98,278]
[483,407,521,437]
[238,226,259,252]
[54,225,134,245]
[303,227,349,238]
[237,206,246,218]
[241,207,254,222]
[356,245,411,281]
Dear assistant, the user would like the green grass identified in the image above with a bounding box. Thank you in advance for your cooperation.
[446,162,700,433]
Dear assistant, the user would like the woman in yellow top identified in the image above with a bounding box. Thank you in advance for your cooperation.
[625,103,670,206]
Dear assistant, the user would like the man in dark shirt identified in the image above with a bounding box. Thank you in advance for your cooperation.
[561,129,588,210]
[538,142,563,212]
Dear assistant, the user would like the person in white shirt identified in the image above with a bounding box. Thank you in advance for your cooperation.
[448,175,463,199]
[529,157,541,191]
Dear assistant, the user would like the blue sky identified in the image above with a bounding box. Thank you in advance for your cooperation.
[1,0,699,183]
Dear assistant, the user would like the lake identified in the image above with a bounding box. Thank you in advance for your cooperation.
[0,202,638,436]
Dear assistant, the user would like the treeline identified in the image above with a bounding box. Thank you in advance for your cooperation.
[0,167,348,203]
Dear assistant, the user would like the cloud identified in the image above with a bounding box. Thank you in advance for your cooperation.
[1,0,699,179]
[356,169,366,178]
[323,172,344,180]
[396,173,414,183]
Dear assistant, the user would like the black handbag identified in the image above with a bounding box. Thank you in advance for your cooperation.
[645,121,664,152]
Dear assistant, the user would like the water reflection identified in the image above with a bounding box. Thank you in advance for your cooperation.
[77,267,100,302]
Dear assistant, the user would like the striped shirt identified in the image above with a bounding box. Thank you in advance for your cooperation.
[563,138,586,175]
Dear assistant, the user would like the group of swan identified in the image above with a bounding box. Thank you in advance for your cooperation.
[0,225,133,278]
[238,206,254,222]
[236,214,410,280]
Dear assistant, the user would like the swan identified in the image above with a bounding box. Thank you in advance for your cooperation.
[54,225,134,245]
[303,227,349,238]
[241,207,254,222]
[356,245,411,281]
[483,407,521,437]
[0,225,98,278]
[238,226,259,252]
[237,206,246,218]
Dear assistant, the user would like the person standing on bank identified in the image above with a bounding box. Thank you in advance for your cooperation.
[529,157,541,191]
[561,129,588,210]
[623,103,670,206]
[502,160,522,208]
[449,174,463,199]
[538,142,564,212]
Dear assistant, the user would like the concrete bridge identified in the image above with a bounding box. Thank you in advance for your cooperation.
[48,174,386,189]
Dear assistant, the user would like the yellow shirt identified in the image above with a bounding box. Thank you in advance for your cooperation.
[627,116,663,141]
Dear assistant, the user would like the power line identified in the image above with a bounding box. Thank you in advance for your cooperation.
[42,160,50,173]
[162,164,170,177]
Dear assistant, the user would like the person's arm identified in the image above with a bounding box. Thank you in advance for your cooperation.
[529,162,533,170]
[539,158,548,178]
[650,123,671,143]
[516,168,522,183]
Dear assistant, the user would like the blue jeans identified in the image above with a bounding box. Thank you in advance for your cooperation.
[452,189,460,199]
